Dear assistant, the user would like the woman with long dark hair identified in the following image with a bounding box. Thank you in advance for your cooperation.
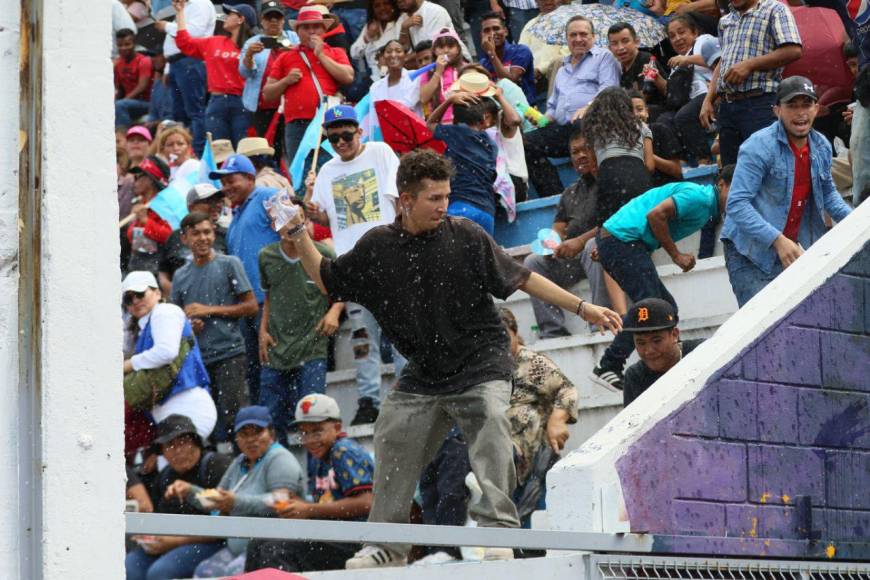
[175,1,255,146]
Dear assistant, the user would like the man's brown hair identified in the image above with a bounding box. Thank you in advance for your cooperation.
[396,149,454,196]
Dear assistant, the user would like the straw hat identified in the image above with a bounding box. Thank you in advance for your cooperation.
[211,139,235,165]
[237,137,276,158]
[449,71,496,97]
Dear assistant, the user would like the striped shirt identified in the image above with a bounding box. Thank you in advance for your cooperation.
[717,0,801,95]
[504,0,537,9]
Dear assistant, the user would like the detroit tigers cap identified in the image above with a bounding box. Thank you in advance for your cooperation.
[622,298,679,333]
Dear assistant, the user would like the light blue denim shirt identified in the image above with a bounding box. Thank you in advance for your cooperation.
[546,47,621,125]
[238,31,300,113]
[721,121,852,273]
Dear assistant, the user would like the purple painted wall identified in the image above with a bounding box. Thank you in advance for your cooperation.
[616,242,870,557]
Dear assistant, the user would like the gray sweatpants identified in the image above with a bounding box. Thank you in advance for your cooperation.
[523,238,609,338]
[367,380,519,556]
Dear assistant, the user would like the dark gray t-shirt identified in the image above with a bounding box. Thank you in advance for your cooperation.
[554,174,598,240]
[171,253,253,364]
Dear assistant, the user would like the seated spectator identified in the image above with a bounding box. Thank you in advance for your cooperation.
[629,92,683,186]
[524,16,621,198]
[519,0,569,101]
[152,125,200,182]
[263,5,354,168]
[237,137,293,191]
[258,200,343,444]
[523,129,610,338]
[412,39,433,68]
[395,0,456,54]
[499,308,577,527]
[125,415,232,580]
[125,465,154,514]
[426,86,499,234]
[606,22,666,118]
[479,11,536,104]
[656,15,720,165]
[244,395,375,573]
[351,0,402,82]
[591,166,733,389]
[171,212,259,445]
[158,183,230,294]
[721,78,852,306]
[117,147,136,221]
[126,156,174,275]
[420,28,469,122]
[125,125,152,169]
[239,1,300,163]
[175,1,255,147]
[622,299,705,406]
[122,271,218,441]
[367,39,423,138]
[114,28,153,128]
[184,406,305,577]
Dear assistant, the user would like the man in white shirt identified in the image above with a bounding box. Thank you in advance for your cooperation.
[306,105,406,425]
[154,0,215,155]
[396,0,464,56]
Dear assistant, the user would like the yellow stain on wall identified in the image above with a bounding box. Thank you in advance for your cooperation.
[760,492,772,504]
[782,494,791,504]
[826,544,836,559]
[748,517,759,538]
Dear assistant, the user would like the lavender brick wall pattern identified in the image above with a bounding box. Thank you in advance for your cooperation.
[616,242,870,553]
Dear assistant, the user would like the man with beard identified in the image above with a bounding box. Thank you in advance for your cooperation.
[721,76,853,306]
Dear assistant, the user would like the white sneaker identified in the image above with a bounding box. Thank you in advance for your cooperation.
[346,544,407,569]
[482,547,515,561]
[412,551,458,566]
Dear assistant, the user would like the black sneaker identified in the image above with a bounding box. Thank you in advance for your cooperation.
[592,366,624,392]
[351,397,379,425]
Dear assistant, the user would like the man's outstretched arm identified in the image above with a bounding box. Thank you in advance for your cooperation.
[520,272,623,335]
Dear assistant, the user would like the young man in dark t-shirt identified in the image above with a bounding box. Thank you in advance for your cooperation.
[622,299,704,406]
[281,149,622,570]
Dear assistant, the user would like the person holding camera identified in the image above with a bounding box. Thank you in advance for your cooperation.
[239,1,301,160]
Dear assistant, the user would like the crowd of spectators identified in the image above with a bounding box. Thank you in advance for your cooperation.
[116,0,868,575]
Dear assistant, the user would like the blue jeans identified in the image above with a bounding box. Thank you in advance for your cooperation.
[149,80,174,123]
[717,93,777,166]
[168,56,207,156]
[508,7,538,41]
[347,303,406,405]
[723,239,782,307]
[205,94,252,148]
[597,232,678,373]
[125,542,223,580]
[240,307,263,406]
[283,119,311,172]
[851,99,870,206]
[447,200,495,235]
[115,98,151,128]
[259,359,327,440]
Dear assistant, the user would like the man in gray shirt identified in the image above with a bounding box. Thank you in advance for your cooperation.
[523,129,610,338]
[171,212,259,445]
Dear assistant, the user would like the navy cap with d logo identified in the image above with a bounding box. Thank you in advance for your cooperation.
[622,298,679,333]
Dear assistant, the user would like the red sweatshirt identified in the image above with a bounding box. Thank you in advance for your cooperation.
[176,30,245,95]
[126,209,172,245]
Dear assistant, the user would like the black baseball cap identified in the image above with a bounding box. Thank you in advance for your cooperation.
[777,76,818,104]
[260,0,285,16]
[154,414,201,446]
[622,298,679,333]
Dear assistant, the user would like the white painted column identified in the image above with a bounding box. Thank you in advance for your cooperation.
[17,0,123,577]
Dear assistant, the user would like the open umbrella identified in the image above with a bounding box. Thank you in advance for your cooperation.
[374,100,446,155]
[225,568,308,579]
[525,2,666,48]
[783,6,853,105]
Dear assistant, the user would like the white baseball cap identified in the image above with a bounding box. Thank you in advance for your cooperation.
[121,271,159,294]
[186,183,223,207]
[294,394,342,424]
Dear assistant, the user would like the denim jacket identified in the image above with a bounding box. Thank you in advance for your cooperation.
[721,121,852,273]
[238,31,300,113]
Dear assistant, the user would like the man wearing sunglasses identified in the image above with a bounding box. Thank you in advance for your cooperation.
[305,104,406,426]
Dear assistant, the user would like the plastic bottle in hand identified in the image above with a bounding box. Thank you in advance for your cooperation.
[642,56,658,98]
[518,103,549,127]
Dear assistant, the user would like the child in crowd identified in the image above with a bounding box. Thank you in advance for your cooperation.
[244,394,375,573]
[413,40,434,68]
[426,83,499,234]
[475,77,527,208]
[420,28,468,122]
[582,86,655,320]
[258,198,344,445]
[629,92,683,186]
[656,15,721,165]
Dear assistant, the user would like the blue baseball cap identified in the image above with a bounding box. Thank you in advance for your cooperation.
[209,154,257,180]
[323,105,358,127]
[234,405,273,431]
[223,4,257,28]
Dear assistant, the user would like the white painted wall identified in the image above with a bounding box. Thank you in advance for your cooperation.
[0,2,21,578]
[546,201,870,535]
[17,0,122,577]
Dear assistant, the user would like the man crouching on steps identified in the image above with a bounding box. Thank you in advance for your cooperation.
[281,149,623,569]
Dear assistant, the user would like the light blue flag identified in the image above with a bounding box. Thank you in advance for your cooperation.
[290,102,340,188]
[149,181,189,230]
[198,138,221,188]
